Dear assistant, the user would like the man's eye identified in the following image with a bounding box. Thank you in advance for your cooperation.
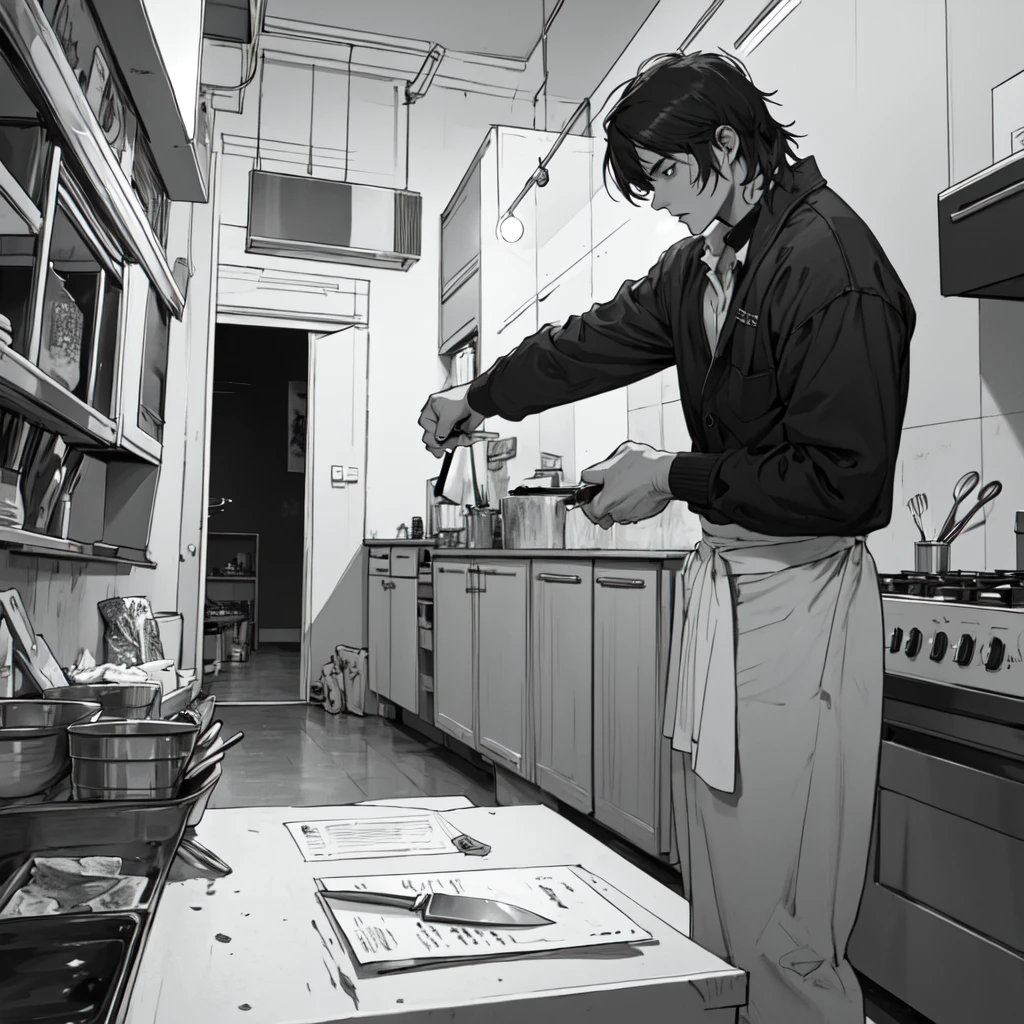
[664,165,675,178]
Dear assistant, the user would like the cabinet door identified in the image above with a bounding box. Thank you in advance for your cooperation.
[367,574,391,698]
[389,576,418,715]
[441,162,481,294]
[433,561,475,744]
[593,565,661,855]
[477,562,530,777]
[532,561,593,813]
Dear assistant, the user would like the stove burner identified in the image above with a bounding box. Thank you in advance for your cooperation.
[879,569,1024,607]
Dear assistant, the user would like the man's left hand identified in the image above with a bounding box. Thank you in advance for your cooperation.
[580,442,676,529]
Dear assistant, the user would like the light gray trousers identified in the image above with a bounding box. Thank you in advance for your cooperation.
[671,542,884,1024]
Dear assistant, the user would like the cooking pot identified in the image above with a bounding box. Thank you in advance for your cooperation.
[464,507,500,548]
[500,490,568,550]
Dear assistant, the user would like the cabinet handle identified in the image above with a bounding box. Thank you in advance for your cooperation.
[537,573,581,584]
[596,577,646,589]
[949,177,1024,223]
[381,580,396,590]
[438,567,465,575]
[479,568,517,577]
[395,553,412,560]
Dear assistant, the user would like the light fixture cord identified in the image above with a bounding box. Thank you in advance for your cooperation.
[255,51,266,172]
[344,45,353,181]
[307,63,316,176]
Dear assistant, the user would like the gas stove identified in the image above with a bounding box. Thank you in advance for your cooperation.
[880,570,1024,699]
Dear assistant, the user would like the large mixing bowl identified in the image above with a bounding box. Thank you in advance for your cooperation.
[68,718,199,801]
[0,698,102,799]
[43,681,162,719]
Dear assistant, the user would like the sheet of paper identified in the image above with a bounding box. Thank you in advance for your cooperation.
[285,810,457,862]
[315,865,653,966]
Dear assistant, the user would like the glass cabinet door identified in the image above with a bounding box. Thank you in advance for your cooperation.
[138,283,170,442]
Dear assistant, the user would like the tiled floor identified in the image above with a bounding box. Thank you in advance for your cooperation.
[208,703,496,809]
[204,643,301,702]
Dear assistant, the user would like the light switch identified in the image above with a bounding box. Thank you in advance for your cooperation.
[331,465,345,482]
[344,466,359,482]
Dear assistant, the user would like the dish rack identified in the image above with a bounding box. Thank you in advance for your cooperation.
[0,763,220,1024]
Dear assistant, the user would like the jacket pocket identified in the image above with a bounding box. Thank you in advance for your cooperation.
[728,366,775,422]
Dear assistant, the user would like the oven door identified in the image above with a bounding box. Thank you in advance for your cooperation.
[849,676,1024,1023]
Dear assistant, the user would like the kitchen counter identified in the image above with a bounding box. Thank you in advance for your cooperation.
[124,797,745,1024]
[365,539,435,547]
[431,547,690,560]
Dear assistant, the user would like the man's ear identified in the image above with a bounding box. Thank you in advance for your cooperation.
[713,125,741,167]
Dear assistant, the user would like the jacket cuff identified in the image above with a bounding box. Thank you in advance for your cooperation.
[466,376,500,418]
[667,453,719,505]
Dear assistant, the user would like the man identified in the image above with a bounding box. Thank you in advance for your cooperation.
[419,51,914,1024]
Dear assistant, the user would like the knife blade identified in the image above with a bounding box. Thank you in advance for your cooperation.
[320,889,554,927]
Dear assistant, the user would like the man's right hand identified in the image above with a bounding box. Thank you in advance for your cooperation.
[418,383,486,458]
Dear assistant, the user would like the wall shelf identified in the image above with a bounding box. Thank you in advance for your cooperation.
[0,525,157,567]
[207,575,256,582]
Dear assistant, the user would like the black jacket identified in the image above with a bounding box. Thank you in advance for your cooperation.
[467,157,915,537]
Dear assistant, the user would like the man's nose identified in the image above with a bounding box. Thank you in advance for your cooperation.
[651,191,668,211]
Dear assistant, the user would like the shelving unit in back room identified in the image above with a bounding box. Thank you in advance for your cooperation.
[206,532,259,660]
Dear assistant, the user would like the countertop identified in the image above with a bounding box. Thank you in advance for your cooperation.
[430,547,690,561]
[365,539,435,547]
[125,797,745,1024]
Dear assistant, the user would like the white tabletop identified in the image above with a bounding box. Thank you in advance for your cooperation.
[124,799,745,1024]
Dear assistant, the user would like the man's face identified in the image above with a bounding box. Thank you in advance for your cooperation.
[636,146,727,236]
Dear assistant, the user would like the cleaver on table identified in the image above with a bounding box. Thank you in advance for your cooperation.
[321,889,553,927]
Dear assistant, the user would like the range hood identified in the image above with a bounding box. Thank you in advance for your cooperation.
[938,148,1024,300]
[246,170,422,272]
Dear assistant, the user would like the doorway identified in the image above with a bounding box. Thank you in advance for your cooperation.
[204,323,308,700]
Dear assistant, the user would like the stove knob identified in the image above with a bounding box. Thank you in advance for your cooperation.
[930,631,949,661]
[888,627,904,654]
[904,628,923,658]
[985,637,1006,672]
[954,634,976,667]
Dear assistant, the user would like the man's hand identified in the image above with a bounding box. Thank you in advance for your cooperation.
[418,384,486,458]
[580,442,676,529]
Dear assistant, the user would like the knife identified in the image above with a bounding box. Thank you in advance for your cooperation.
[320,889,554,927]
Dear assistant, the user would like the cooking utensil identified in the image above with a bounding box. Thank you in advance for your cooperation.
[182,835,232,875]
[195,720,223,750]
[193,730,243,763]
[500,492,567,550]
[464,506,500,548]
[183,748,225,782]
[67,718,200,801]
[563,483,603,509]
[936,471,980,543]
[907,495,927,542]
[44,681,162,719]
[943,479,1002,545]
[0,699,101,799]
[434,430,499,502]
[320,889,555,928]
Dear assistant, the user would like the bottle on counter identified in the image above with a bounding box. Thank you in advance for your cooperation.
[411,517,424,539]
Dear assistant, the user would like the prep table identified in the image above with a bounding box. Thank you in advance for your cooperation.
[123,796,746,1023]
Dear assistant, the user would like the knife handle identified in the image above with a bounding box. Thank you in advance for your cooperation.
[320,890,422,911]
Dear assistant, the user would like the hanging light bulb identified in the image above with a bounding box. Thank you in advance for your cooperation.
[498,213,525,243]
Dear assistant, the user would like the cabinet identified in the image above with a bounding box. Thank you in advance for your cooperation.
[476,562,530,776]
[366,549,419,715]
[592,563,670,857]
[433,560,475,744]
[531,560,593,813]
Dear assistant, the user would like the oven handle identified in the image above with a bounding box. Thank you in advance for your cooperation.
[880,738,1024,842]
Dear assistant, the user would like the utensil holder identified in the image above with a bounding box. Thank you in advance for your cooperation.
[914,541,950,574]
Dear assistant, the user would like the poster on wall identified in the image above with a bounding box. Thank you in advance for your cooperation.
[288,381,306,473]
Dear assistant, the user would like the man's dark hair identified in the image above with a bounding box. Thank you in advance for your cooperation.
[602,51,802,205]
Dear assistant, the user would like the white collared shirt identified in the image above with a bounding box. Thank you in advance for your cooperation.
[700,220,750,355]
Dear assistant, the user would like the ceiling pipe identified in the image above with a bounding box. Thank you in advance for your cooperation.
[405,44,446,104]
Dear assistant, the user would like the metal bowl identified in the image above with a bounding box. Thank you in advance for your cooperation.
[68,719,199,802]
[0,698,102,799]
[43,681,162,719]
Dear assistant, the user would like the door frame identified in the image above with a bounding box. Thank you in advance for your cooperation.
[206,312,360,704]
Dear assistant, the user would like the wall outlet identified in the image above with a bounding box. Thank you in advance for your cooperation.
[344,466,359,482]
[331,465,345,483]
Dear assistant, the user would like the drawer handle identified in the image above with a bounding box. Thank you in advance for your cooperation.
[949,176,1024,223]
[596,577,646,589]
[438,567,465,575]
[395,553,412,560]
[369,554,388,560]
[480,568,517,577]
[537,573,581,584]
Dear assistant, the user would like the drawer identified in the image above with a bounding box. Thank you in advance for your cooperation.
[368,548,391,575]
[390,548,418,578]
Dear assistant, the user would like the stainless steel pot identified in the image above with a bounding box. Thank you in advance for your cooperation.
[0,698,102,799]
[67,718,199,801]
[44,681,162,719]
[464,507,500,549]
[500,493,567,550]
